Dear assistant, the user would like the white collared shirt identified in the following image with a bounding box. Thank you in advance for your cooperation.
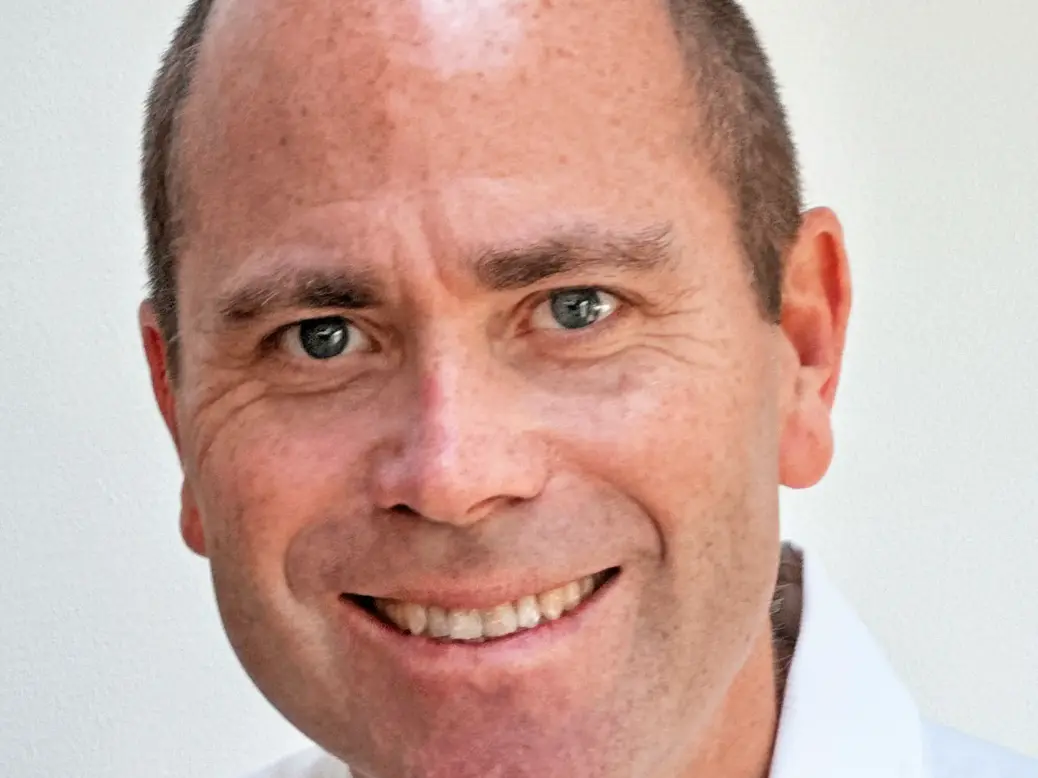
[240,547,1038,778]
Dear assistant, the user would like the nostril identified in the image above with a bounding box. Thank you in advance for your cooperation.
[389,504,419,518]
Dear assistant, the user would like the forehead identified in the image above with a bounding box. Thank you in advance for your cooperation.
[176,0,724,295]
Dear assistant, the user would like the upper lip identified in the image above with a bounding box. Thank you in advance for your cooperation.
[342,567,618,611]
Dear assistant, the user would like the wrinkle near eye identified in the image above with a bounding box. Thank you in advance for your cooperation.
[188,379,274,471]
[618,297,740,368]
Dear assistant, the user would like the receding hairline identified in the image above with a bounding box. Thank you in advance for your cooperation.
[142,0,801,374]
[163,0,735,215]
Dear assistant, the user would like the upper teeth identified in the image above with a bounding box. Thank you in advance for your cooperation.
[374,572,605,642]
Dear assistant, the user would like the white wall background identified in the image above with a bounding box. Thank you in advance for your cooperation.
[0,1,1034,775]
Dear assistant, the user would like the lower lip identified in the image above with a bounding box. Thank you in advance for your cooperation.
[336,572,622,676]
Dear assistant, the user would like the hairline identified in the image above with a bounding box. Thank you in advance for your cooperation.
[145,0,799,378]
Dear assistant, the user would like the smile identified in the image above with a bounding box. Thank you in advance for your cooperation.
[343,569,619,644]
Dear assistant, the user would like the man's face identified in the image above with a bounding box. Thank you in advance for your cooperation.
[147,0,832,775]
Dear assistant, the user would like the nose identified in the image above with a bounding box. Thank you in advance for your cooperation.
[368,350,548,527]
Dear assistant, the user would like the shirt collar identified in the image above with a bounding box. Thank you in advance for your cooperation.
[769,545,926,778]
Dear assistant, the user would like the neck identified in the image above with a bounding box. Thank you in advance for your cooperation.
[681,545,804,778]
[682,624,781,778]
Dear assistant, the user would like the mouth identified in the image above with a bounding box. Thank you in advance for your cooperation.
[341,568,621,645]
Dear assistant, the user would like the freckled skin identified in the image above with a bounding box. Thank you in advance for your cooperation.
[140,1,851,777]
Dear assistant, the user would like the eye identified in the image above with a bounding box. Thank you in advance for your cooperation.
[531,288,620,331]
[279,316,372,361]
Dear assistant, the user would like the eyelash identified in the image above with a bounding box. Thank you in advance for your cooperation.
[257,319,360,358]
[256,285,630,359]
[520,286,629,337]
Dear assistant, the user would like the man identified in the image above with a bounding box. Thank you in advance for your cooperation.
[137,0,1037,776]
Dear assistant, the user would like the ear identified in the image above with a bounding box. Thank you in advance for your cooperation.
[179,481,208,557]
[139,301,208,557]
[777,207,852,489]
[139,301,180,448]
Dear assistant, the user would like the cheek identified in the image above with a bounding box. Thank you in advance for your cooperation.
[189,397,377,574]
[548,345,780,531]
[529,342,782,733]
[543,339,782,628]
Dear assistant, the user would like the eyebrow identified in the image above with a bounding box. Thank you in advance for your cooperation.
[474,222,677,291]
[214,266,383,326]
[211,223,676,326]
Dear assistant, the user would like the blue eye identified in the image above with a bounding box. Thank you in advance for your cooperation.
[281,317,370,360]
[533,288,619,331]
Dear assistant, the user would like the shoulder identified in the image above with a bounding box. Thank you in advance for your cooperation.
[924,722,1038,777]
[236,746,351,778]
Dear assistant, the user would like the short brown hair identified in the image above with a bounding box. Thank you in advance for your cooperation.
[141,0,801,368]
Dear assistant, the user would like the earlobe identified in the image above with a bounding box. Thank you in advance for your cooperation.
[777,207,852,490]
[180,481,209,557]
[779,394,835,489]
